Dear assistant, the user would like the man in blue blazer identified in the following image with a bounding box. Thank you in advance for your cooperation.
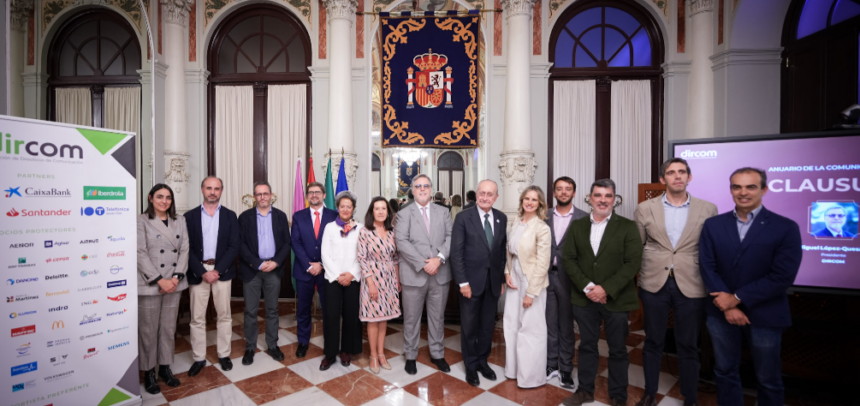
[238,181,292,365]
[290,182,338,358]
[184,177,240,376]
[699,168,802,406]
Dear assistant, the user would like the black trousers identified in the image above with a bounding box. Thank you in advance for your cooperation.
[640,277,705,402]
[243,270,281,351]
[459,277,499,372]
[575,301,629,401]
[323,279,362,359]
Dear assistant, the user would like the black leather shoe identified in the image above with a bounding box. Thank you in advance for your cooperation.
[430,357,450,372]
[563,391,595,406]
[143,368,160,394]
[158,365,180,387]
[478,364,496,381]
[635,394,657,406]
[319,356,336,371]
[466,369,480,387]
[267,346,285,361]
[219,357,233,371]
[188,361,205,377]
[560,371,575,388]
[295,343,309,358]
[404,359,417,375]
[242,350,255,365]
[340,351,351,366]
[683,402,698,406]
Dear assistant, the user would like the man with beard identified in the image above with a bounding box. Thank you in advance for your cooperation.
[291,182,338,358]
[545,176,587,388]
[561,179,642,406]
[184,177,240,376]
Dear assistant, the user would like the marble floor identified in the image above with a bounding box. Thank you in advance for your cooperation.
[138,299,747,406]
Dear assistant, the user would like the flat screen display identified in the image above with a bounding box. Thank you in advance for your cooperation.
[672,132,860,292]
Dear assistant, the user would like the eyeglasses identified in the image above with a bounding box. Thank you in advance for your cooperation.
[307,191,323,195]
[254,193,271,198]
[826,214,846,219]
[413,184,431,189]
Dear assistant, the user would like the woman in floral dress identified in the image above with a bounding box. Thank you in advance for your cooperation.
[358,196,402,374]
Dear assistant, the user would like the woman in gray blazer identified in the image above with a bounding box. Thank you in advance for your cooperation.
[137,184,189,395]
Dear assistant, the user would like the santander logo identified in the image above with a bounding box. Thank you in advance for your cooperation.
[106,251,125,258]
[7,208,20,217]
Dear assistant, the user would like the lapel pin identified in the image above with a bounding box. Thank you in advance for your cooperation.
[496,219,500,223]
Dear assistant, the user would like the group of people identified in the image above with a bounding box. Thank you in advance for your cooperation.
[136,158,802,406]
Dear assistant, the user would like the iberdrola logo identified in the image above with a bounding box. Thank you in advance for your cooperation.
[83,186,125,200]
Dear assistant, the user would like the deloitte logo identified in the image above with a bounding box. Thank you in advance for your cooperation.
[84,186,126,200]
[678,149,718,159]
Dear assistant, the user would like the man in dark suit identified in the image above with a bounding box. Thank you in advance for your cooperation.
[434,191,450,211]
[451,179,507,387]
[561,179,642,406]
[699,168,802,406]
[545,176,587,388]
[238,181,291,365]
[812,205,856,238]
[463,190,476,211]
[184,177,240,376]
[290,181,337,358]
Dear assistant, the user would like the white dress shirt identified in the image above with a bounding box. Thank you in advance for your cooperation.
[583,212,612,293]
[320,222,363,283]
[461,207,495,288]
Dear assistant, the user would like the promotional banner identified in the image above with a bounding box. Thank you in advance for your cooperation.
[380,12,481,149]
[674,133,860,291]
[1,116,140,405]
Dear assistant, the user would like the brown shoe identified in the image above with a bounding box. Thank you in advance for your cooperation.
[562,391,595,406]
[610,398,626,406]
[635,394,657,406]
[339,351,351,367]
[319,356,336,371]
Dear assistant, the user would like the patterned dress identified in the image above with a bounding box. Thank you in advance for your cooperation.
[358,227,402,322]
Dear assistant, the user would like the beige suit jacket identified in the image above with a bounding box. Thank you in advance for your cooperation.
[505,216,552,297]
[633,194,718,298]
[137,213,190,296]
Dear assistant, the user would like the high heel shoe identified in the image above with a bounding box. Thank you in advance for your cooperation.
[378,355,391,370]
[369,356,380,374]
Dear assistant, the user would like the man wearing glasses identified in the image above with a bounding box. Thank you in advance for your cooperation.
[813,205,855,238]
[291,182,338,358]
[237,181,292,365]
[395,174,454,375]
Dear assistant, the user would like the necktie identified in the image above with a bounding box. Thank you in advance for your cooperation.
[422,207,430,235]
[314,211,320,239]
[484,213,493,247]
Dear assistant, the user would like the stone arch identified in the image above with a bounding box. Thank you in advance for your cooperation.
[203,0,312,62]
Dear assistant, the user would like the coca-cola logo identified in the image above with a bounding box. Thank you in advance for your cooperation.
[106,251,125,257]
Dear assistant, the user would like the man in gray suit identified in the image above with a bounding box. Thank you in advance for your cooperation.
[546,176,588,388]
[395,174,453,375]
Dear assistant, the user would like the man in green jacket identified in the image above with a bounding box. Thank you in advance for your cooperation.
[561,179,643,406]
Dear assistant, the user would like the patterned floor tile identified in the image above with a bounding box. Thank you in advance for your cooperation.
[286,354,361,385]
[219,351,286,383]
[259,386,342,406]
[276,342,326,367]
[158,365,232,402]
[317,369,400,406]
[233,366,314,405]
[175,336,193,354]
[169,383,256,406]
[353,341,401,369]
[360,387,432,406]
[205,341,260,365]
[415,344,463,369]
[488,378,574,406]
[402,371,486,406]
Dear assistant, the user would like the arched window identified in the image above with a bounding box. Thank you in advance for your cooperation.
[437,152,464,198]
[782,0,860,132]
[548,0,664,195]
[372,153,382,197]
[47,9,142,126]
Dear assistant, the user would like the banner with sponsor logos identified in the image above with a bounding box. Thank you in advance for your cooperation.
[1,116,139,406]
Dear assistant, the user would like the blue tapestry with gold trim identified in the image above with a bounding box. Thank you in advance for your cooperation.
[397,160,421,197]
[380,12,480,149]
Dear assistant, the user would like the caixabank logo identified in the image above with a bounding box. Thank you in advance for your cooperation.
[84,186,126,200]
[4,186,71,198]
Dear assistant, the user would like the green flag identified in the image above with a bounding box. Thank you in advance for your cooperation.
[324,155,335,209]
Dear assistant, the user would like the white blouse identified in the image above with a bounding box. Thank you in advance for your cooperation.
[320,221,363,283]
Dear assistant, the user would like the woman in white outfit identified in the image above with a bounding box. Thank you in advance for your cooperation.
[503,185,552,388]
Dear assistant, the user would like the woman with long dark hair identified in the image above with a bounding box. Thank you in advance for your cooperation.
[358,197,401,373]
[137,184,189,394]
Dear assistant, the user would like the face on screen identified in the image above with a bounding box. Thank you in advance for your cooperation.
[825,206,847,232]
[730,171,767,211]
[660,162,691,194]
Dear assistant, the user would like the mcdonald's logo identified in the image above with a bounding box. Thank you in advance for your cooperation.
[51,321,64,329]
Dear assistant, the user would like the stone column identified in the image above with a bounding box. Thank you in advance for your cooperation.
[161,0,193,211]
[9,0,32,117]
[687,0,714,139]
[498,0,537,218]
[322,0,359,188]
